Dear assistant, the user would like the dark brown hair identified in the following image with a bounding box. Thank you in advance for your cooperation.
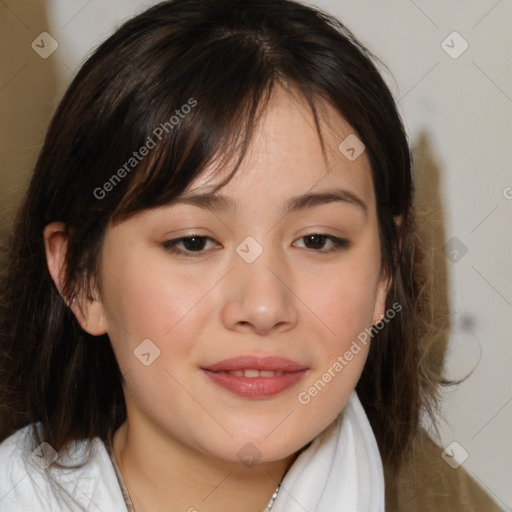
[0,0,443,475]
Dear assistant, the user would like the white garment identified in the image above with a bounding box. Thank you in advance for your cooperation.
[272,391,385,511]
[0,391,384,511]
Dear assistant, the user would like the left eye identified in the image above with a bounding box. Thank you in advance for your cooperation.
[293,234,350,252]
[162,233,350,257]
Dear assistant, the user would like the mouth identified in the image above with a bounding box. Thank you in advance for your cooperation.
[211,369,287,377]
[201,355,309,398]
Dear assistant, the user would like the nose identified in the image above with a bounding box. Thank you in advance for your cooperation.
[220,241,299,336]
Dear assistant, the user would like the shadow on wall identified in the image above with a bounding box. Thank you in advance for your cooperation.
[0,0,58,256]
[385,133,503,511]
[412,130,451,378]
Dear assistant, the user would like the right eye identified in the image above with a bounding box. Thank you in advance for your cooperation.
[162,235,221,257]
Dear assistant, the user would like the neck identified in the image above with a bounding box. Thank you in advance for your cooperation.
[112,420,297,512]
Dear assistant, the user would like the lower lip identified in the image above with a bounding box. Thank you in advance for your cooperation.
[202,369,307,398]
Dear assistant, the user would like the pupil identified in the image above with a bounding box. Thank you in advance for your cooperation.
[184,237,205,251]
[306,235,325,249]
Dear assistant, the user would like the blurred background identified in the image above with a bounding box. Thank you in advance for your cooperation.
[0,0,511,509]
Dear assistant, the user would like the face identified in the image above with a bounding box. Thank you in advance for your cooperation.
[89,87,389,463]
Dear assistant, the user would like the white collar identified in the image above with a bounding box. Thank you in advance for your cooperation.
[272,391,385,511]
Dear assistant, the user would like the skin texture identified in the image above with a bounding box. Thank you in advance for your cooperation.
[44,86,390,511]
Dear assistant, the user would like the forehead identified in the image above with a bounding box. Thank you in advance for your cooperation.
[185,86,375,210]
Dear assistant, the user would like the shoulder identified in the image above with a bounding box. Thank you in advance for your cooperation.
[0,423,127,511]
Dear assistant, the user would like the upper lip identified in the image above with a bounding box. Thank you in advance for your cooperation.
[202,355,308,373]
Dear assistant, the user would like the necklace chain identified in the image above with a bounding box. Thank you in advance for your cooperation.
[113,437,282,512]
[263,483,281,512]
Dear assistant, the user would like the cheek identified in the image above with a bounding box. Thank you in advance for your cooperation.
[102,243,206,335]
[99,249,198,371]
[101,250,223,399]
[286,256,380,425]
[100,259,213,427]
[304,258,381,346]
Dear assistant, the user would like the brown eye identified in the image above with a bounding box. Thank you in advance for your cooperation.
[294,234,350,253]
[162,235,219,257]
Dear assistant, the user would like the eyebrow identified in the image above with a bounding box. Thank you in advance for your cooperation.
[172,187,367,217]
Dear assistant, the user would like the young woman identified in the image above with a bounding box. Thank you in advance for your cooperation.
[0,0,443,510]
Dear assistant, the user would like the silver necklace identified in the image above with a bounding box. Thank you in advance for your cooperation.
[263,483,281,512]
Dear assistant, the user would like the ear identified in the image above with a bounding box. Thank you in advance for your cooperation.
[372,272,392,326]
[372,215,402,325]
[43,222,108,336]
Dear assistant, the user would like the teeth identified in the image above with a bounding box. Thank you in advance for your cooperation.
[224,369,284,377]
[260,370,280,377]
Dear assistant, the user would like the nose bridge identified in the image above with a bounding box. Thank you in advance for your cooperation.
[221,234,298,333]
[235,234,288,301]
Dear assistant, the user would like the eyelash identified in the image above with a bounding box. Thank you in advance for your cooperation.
[162,233,350,257]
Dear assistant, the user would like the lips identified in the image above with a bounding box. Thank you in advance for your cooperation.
[201,355,308,398]
[203,355,308,373]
